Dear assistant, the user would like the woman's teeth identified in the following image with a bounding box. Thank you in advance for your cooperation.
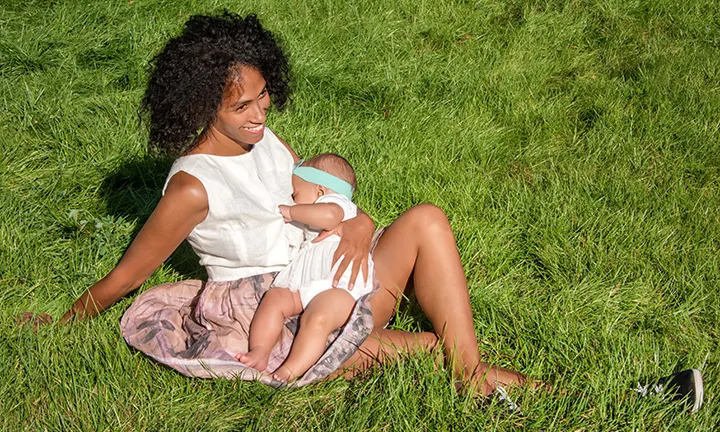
[243,125,264,132]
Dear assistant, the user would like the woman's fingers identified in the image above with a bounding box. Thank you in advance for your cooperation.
[347,256,364,291]
[15,312,53,330]
[332,250,351,288]
[362,259,369,284]
[322,216,373,289]
[332,244,370,291]
[313,228,338,243]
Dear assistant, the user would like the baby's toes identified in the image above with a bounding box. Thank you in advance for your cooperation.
[271,372,288,383]
[236,352,255,366]
[272,366,295,382]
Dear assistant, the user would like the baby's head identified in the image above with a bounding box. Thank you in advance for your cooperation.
[291,153,356,204]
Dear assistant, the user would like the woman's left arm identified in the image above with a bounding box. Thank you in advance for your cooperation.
[315,208,375,290]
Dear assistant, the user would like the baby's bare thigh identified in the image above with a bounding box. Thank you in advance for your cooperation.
[302,289,356,328]
[262,287,303,317]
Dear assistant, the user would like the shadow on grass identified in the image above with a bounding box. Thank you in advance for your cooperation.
[99,155,207,281]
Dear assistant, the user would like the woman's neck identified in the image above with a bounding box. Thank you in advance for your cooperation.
[186,128,253,157]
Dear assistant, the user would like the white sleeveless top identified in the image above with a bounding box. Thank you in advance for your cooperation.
[163,128,304,281]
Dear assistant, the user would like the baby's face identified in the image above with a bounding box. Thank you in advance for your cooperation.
[291,175,320,204]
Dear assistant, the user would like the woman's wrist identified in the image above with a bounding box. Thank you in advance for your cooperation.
[61,294,97,322]
[355,211,375,234]
[341,212,374,248]
[62,271,137,322]
[60,306,77,324]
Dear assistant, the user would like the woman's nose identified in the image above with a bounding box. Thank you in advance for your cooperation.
[251,101,267,123]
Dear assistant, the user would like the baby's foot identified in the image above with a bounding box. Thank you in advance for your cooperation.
[236,348,270,372]
[271,365,298,383]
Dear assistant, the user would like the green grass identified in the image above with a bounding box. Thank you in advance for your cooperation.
[2,0,719,429]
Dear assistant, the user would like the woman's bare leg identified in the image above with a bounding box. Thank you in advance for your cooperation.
[330,328,440,379]
[363,204,527,395]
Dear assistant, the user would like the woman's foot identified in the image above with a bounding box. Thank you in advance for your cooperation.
[460,364,550,414]
[236,348,271,372]
[463,362,536,396]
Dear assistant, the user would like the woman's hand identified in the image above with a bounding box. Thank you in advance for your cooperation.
[59,171,209,322]
[15,312,53,330]
[313,212,374,290]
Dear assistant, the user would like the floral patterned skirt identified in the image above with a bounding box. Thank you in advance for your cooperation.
[120,229,384,387]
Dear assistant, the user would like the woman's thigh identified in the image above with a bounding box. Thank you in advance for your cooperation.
[370,204,446,327]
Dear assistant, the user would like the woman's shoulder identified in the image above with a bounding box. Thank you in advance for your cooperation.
[259,128,300,163]
[164,171,209,207]
[162,156,213,196]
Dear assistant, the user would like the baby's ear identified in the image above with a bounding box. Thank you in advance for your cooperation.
[316,184,326,197]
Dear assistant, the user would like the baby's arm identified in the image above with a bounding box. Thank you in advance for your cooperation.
[279,203,344,230]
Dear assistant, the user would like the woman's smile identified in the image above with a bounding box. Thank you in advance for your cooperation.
[242,124,265,134]
[200,66,271,155]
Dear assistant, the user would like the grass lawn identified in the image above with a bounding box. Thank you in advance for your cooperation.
[1,0,719,430]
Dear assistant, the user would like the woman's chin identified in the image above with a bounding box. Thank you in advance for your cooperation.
[240,126,265,144]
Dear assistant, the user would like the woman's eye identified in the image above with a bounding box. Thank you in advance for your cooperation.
[235,104,247,112]
[259,87,268,97]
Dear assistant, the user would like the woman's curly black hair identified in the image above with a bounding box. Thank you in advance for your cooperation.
[141,12,291,156]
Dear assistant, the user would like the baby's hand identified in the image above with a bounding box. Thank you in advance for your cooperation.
[278,205,293,223]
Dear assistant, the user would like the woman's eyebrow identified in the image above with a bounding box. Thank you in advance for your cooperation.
[231,86,267,107]
[231,97,251,107]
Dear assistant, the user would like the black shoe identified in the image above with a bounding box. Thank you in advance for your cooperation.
[635,369,704,413]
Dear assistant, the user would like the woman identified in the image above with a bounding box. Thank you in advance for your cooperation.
[39,12,526,397]
[26,12,703,413]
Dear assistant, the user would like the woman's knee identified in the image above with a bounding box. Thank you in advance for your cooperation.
[406,203,451,233]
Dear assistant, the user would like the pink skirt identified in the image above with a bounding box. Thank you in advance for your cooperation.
[120,229,384,387]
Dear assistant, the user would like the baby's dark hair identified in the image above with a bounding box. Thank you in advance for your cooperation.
[141,12,291,156]
[303,154,357,190]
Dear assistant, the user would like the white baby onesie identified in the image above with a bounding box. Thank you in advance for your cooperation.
[271,193,375,308]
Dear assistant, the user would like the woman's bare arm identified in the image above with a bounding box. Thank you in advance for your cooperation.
[313,207,374,290]
[60,172,209,322]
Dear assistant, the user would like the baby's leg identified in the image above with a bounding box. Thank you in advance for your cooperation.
[273,289,355,382]
[237,287,302,371]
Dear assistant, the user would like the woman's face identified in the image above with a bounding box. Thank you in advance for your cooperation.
[209,66,271,154]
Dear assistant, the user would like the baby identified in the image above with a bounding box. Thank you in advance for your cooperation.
[237,153,375,382]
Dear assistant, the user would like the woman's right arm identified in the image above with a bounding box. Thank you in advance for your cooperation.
[60,172,209,322]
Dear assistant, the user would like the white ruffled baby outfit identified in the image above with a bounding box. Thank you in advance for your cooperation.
[271,193,375,308]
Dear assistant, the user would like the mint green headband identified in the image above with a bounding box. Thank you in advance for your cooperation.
[292,159,354,200]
